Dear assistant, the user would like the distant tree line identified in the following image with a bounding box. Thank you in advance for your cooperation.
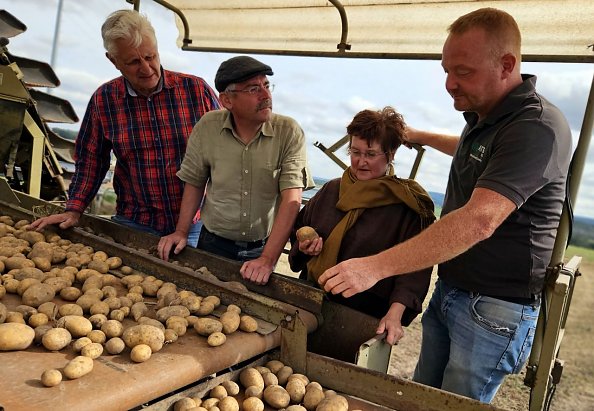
[568,219,594,249]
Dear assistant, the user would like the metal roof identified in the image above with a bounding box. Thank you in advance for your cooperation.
[160,0,594,63]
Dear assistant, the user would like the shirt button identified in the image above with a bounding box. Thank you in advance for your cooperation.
[244,191,248,195]
[244,170,249,174]
[242,213,247,217]
[242,232,246,236]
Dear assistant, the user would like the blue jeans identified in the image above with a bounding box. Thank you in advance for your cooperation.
[198,226,265,262]
[111,215,201,248]
[413,279,539,403]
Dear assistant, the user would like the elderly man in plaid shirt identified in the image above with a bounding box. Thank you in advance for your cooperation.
[31,10,219,244]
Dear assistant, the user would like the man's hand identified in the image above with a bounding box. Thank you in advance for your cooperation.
[376,303,406,345]
[29,211,81,231]
[240,255,275,285]
[157,231,188,261]
[298,237,323,256]
[318,257,381,297]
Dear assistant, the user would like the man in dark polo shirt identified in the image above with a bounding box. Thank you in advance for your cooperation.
[317,8,572,403]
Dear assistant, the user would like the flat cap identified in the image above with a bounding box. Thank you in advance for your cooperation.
[215,56,273,92]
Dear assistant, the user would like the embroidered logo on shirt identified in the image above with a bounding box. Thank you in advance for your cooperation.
[470,143,486,162]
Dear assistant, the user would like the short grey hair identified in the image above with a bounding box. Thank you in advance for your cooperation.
[101,10,157,57]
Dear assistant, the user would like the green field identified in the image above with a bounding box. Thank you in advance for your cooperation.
[566,245,594,264]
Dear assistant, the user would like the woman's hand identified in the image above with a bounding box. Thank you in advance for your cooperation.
[298,236,323,256]
[376,302,406,345]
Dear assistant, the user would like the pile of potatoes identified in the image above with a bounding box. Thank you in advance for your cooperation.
[0,216,260,387]
[173,359,349,411]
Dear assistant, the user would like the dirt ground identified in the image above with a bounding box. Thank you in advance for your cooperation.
[275,255,594,411]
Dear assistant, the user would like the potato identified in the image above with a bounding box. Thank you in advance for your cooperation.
[288,373,310,386]
[173,398,196,411]
[286,406,307,411]
[255,366,271,375]
[28,312,49,328]
[72,337,93,352]
[0,285,5,299]
[34,324,53,344]
[44,276,71,293]
[110,309,126,322]
[244,385,263,400]
[296,226,319,242]
[210,385,228,399]
[138,317,165,331]
[303,387,325,411]
[105,256,123,269]
[122,324,165,352]
[263,385,290,409]
[201,398,219,409]
[164,328,178,343]
[42,327,72,351]
[87,260,109,274]
[3,278,19,294]
[226,304,241,314]
[16,277,40,296]
[242,397,264,411]
[22,283,56,307]
[130,343,152,362]
[194,318,223,337]
[221,380,240,396]
[277,365,293,385]
[166,318,187,336]
[76,294,101,313]
[41,369,62,387]
[196,300,215,316]
[105,337,126,354]
[286,378,306,404]
[130,302,148,322]
[207,332,226,347]
[156,305,190,323]
[239,315,258,333]
[14,266,45,281]
[88,314,108,329]
[59,303,84,317]
[15,304,37,320]
[0,323,35,350]
[240,367,265,389]
[101,319,124,338]
[63,355,93,379]
[89,301,110,316]
[315,395,348,411]
[89,330,108,344]
[5,311,25,324]
[59,286,82,302]
[0,302,6,323]
[262,372,278,387]
[265,360,285,374]
[81,342,103,359]
[31,256,51,272]
[218,396,239,411]
[57,315,93,338]
[220,311,240,334]
[306,382,323,392]
[82,275,103,292]
[203,295,221,308]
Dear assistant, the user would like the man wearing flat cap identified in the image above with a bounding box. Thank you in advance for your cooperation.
[158,55,314,285]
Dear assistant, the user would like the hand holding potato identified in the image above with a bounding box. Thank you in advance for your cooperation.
[296,226,323,256]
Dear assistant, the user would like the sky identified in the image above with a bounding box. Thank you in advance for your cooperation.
[3,0,594,218]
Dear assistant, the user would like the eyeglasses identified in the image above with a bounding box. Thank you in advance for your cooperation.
[347,148,387,159]
[226,83,274,95]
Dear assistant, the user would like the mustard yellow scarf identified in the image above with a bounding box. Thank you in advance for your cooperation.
[306,167,435,282]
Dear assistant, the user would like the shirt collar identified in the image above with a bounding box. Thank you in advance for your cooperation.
[221,110,275,138]
[124,67,168,97]
[463,74,537,128]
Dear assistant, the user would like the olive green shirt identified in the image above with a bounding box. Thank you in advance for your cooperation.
[178,109,313,242]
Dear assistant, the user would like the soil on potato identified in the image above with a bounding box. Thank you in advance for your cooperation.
[275,254,594,411]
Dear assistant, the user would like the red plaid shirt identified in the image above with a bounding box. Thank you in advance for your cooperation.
[66,69,220,234]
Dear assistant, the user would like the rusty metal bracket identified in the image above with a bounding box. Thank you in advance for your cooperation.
[280,311,308,374]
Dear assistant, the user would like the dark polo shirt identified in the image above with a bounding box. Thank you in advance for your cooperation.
[439,75,572,298]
